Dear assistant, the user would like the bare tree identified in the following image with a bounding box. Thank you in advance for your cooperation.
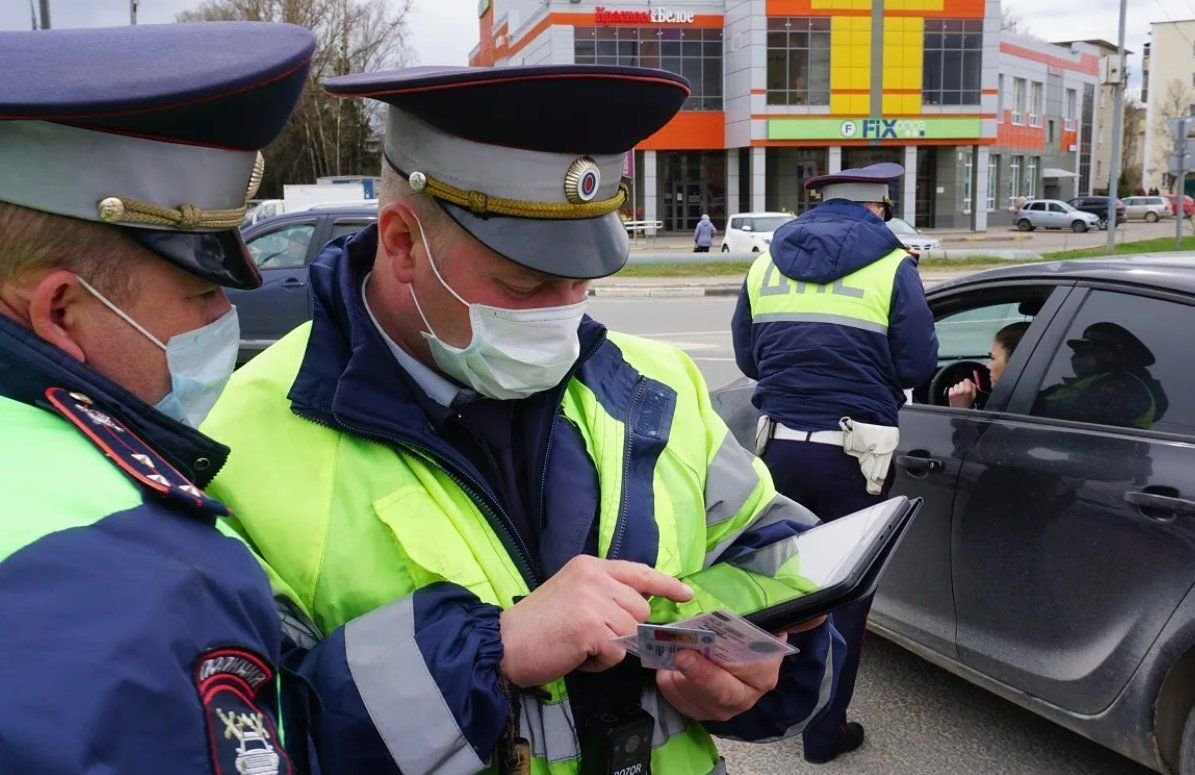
[1001,6,1026,33]
[178,0,413,196]
[1122,98,1147,191]
[1150,79,1195,192]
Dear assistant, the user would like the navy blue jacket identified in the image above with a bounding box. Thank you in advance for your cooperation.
[254,227,844,772]
[0,316,322,773]
[732,200,939,430]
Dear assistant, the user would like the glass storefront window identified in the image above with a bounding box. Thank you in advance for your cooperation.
[988,154,999,211]
[575,26,723,110]
[765,17,831,106]
[923,19,982,106]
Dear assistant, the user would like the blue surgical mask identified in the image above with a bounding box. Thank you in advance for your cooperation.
[76,276,240,428]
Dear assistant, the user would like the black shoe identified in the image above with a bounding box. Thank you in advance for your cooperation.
[803,722,865,764]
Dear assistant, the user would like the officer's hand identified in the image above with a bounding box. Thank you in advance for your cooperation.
[947,378,978,408]
[654,616,825,722]
[498,556,693,688]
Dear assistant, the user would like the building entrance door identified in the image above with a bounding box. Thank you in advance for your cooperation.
[659,151,727,232]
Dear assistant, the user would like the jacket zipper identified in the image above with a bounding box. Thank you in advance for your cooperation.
[609,376,648,560]
[536,336,607,538]
[294,408,541,588]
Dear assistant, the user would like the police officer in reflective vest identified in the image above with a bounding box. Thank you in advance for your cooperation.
[0,23,332,772]
[731,162,938,763]
[202,65,846,775]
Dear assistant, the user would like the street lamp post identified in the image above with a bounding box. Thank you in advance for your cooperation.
[131,0,138,25]
[1104,0,1127,255]
[37,0,50,28]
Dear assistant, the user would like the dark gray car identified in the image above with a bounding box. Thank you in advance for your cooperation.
[229,206,376,362]
[714,257,1195,774]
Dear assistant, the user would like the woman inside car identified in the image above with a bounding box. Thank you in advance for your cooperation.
[948,321,1029,408]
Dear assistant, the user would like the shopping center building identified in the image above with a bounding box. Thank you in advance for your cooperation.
[470,1,1101,231]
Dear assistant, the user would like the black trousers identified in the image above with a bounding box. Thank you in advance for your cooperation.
[762,439,884,756]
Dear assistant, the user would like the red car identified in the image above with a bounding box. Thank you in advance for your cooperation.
[1163,194,1195,218]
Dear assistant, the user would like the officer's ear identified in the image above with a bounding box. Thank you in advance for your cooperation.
[25,270,87,363]
[377,201,420,285]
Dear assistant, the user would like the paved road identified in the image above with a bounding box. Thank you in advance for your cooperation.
[628,217,1191,256]
[591,295,1155,775]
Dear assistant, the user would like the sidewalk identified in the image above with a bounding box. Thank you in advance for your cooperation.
[589,268,971,298]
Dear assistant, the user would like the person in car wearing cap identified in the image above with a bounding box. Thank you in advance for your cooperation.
[731,163,938,763]
[203,65,844,775]
[0,23,339,773]
[1034,322,1167,430]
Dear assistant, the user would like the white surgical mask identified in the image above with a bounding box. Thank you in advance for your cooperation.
[76,275,240,428]
[407,217,587,401]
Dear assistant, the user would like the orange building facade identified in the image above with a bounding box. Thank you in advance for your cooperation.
[471,1,1099,230]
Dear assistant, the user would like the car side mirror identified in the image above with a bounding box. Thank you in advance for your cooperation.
[740,225,753,232]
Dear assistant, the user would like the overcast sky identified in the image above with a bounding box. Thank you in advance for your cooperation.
[0,0,1175,82]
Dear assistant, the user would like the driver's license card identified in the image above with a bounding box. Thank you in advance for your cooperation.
[632,625,716,670]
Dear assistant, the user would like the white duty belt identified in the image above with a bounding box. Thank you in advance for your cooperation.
[757,416,900,495]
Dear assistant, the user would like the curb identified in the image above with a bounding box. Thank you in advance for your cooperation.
[589,284,741,298]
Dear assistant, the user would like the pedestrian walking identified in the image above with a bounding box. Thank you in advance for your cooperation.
[731,162,939,764]
[694,212,717,252]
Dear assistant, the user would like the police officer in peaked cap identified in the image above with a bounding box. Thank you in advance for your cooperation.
[0,22,386,772]
[732,162,939,763]
[202,64,847,774]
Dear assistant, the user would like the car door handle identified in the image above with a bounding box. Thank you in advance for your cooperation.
[281,277,307,290]
[1124,490,1195,518]
[896,453,943,477]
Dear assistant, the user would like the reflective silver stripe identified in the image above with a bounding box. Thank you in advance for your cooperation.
[515,688,691,764]
[729,534,800,577]
[344,598,486,775]
[705,434,763,528]
[518,694,580,764]
[708,758,729,775]
[705,494,819,568]
[753,312,889,334]
[641,688,689,749]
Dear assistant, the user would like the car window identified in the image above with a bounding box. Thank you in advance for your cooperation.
[1124,198,1140,206]
[1049,203,1066,213]
[1029,291,1193,435]
[246,222,317,269]
[751,216,794,232]
[729,218,743,230]
[329,219,374,241]
[935,302,1032,363]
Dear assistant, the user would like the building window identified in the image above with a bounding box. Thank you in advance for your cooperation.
[1012,78,1026,124]
[1027,156,1039,198]
[1047,119,1056,145]
[575,27,723,110]
[963,153,973,214]
[923,19,982,105]
[1079,83,1094,194]
[766,17,831,106]
[997,74,1005,122]
[1009,155,1022,207]
[1065,88,1077,131]
[1029,82,1043,127]
[988,154,999,211]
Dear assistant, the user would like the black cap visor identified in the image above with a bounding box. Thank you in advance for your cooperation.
[123,227,262,290]
[437,202,630,280]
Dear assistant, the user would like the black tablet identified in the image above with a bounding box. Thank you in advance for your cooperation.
[675,496,921,634]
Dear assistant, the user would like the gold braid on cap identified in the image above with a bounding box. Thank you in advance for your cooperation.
[417,173,628,220]
[95,152,265,230]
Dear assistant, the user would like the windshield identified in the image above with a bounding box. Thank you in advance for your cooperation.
[751,216,794,232]
[887,218,917,235]
[1058,201,1077,212]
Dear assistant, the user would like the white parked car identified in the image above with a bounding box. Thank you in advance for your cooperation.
[720,212,795,253]
[887,217,940,255]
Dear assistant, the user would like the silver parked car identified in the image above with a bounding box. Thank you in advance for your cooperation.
[1122,196,1172,222]
[1015,199,1101,233]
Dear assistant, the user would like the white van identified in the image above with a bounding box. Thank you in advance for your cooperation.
[720,212,795,253]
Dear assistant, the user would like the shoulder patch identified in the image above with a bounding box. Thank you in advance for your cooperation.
[44,387,228,517]
[195,648,293,775]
